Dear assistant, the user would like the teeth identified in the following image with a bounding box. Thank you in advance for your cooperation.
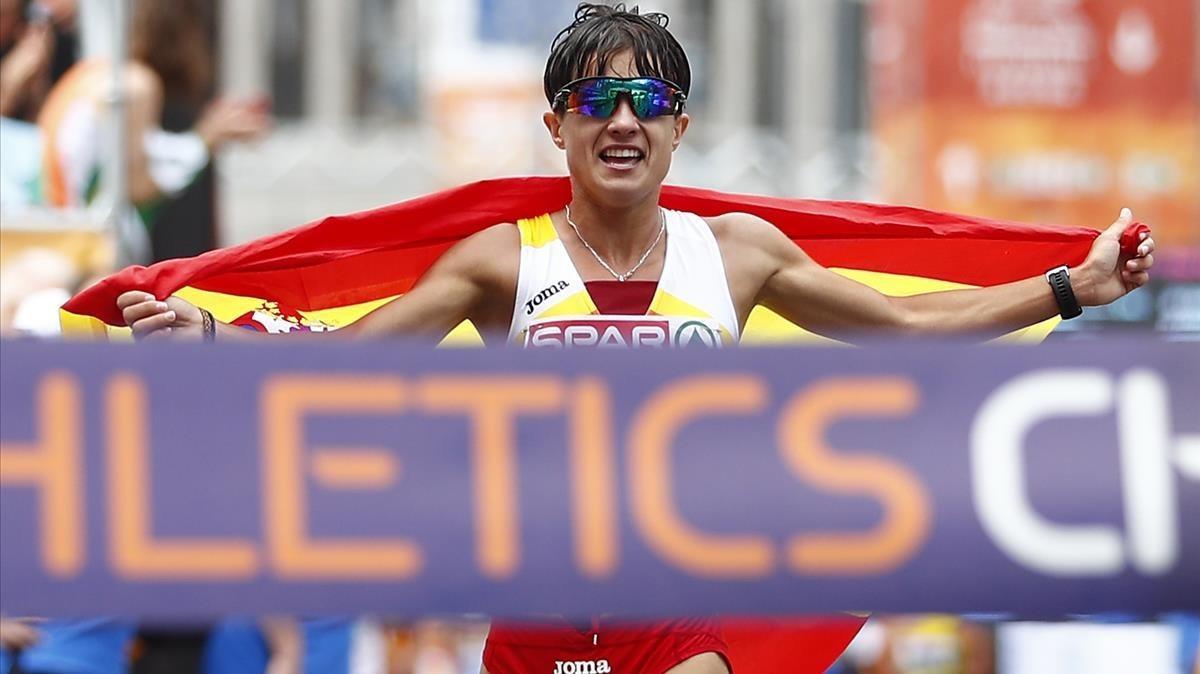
[602,148,643,159]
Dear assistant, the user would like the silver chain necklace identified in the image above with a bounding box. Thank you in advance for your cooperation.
[564,205,666,282]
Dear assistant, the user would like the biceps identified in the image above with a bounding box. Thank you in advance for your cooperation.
[351,271,480,340]
[761,263,905,335]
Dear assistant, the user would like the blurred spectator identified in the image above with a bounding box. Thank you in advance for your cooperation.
[0,0,76,117]
[837,615,995,674]
[202,617,395,674]
[0,246,77,335]
[0,113,43,209]
[0,0,52,119]
[0,618,135,674]
[0,617,42,652]
[1161,613,1200,674]
[38,0,77,82]
[36,0,269,230]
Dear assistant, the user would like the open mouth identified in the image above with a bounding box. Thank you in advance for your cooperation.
[599,147,646,169]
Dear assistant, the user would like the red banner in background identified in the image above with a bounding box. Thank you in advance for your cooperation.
[872,0,1198,246]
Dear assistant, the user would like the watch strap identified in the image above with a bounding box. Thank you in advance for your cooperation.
[1045,265,1082,320]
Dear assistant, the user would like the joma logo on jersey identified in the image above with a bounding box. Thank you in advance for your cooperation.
[529,319,672,348]
[525,281,571,315]
[553,660,611,674]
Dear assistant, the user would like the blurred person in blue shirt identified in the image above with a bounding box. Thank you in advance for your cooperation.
[0,618,135,674]
[203,617,377,674]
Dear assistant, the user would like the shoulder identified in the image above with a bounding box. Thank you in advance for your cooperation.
[703,211,797,256]
[437,222,520,284]
[123,62,163,103]
[463,221,521,248]
[444,222,519,262]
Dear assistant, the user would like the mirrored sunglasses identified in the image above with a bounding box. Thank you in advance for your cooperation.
[553,76,687,119]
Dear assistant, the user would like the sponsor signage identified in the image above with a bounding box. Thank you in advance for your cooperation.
[1,339,1197,618]
[526,317,725,349]
[871,0,1198,245]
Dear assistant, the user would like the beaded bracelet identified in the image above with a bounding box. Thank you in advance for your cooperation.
[200,308,216,342]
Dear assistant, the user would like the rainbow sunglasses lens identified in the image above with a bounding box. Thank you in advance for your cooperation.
[555,77,685,119]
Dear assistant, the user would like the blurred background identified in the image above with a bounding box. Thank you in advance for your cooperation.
[1,0,1197,339]
[0,0,1197,672]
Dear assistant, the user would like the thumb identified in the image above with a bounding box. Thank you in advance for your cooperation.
[1099,207,1133,240]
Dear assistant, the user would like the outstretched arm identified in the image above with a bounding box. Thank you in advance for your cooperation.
[745,209,1154,342]
[117,223,519,342]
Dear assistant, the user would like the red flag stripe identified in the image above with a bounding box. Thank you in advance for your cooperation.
[65,176,1101,326]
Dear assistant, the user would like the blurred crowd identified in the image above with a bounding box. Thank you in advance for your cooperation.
[0,617,490,674]
[1,0,1196,672]
[830,614,1200,674]
[0,0,269,336]
[2,614,1198,674]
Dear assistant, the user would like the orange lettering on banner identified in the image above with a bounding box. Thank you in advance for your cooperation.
[418,376,564,579]
[310,448,399,489]
[570,377,618,578]
[262,375,420,579]
[106,374,258,579]
[629,375,775,578]
[0,372,84,578]
[778,377,931,574]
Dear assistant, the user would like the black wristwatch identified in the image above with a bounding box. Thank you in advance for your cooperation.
[1045,265,1082,320]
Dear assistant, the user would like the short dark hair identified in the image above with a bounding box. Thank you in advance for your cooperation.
[543,3,691,107]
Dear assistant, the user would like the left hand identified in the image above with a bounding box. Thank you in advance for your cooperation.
[1073,208,1155,306]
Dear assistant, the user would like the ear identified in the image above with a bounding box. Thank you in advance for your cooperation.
[543,111,566,150]
[671,113,690,151]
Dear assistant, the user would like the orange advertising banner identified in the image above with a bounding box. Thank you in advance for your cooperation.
[872,0,1198,246]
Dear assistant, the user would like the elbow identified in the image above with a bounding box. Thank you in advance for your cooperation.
[889,300,930,337]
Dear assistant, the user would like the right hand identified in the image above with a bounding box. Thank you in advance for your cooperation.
[116,291,203,340]
[195,96,273,151]
[0,23,53,111]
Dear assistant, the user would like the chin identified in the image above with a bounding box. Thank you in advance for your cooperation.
[591,180,656,208]
[577,167,668,207]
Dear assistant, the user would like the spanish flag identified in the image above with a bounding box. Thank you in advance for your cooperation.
[57,176,1121,671]
[61,176,1105,344]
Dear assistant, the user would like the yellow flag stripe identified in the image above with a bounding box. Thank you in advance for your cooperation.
[61,268,1059,345]
[740,268,1059,344]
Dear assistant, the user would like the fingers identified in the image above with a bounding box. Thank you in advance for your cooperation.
[118,292,180,339]
[130,309,177,339]
[116,290,155,310]
[1126,253,1154,272]
[121,298,170,324]
[140,326,174,341]
[1122,270,1150,288]
[1138,235,1156,257]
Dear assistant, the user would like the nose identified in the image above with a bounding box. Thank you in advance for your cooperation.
[606,96,640,134]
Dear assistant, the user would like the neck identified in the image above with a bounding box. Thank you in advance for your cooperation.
[565,190,664,267]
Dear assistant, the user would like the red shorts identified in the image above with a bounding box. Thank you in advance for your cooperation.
[483,617,730,674]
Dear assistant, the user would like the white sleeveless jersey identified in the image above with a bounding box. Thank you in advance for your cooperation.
[508,209,740,348]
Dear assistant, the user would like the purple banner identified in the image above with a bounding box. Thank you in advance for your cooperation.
[1,339,1197,618]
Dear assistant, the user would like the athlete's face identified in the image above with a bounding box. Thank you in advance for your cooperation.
[543,50,690,208]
